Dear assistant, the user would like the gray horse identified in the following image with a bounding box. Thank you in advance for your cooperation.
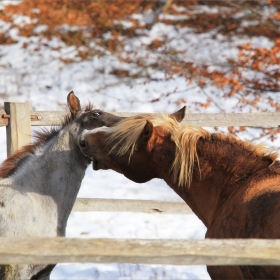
[0,92,123,280]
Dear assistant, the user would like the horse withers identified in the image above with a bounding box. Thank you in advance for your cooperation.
[78,110,280,279]
[0,91,124,280]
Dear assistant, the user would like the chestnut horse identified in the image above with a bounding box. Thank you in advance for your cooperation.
[0,92,124,280]
[79,111,280,279]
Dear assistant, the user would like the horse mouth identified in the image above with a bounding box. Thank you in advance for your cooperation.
[92,157,107,171]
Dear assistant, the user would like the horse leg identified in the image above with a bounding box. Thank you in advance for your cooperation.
[30,264,56,280]
[239,265,280,279]
[0,264,55,280]
[0,265,16,280]
[0,265,30,280]
[207,265,244,279]
[0,265,34,280]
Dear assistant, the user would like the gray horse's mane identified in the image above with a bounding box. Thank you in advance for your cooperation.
[0,103,93,178]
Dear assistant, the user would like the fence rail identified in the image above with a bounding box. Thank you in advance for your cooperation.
[0,237,279,265]
[2,109,280,127]
[73,198,192,214]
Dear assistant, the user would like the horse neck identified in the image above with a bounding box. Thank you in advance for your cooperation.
[8,129,87,231]
[162,134,274,228]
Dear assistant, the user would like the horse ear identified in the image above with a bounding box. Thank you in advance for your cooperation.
[169,106,186,122]
[137,120,154,150]
[67,91,81,117]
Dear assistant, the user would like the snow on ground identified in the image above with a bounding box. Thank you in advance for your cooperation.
[0,1,279,279]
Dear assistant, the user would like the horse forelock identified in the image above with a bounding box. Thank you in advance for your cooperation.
[84,103,93,112]
[0,104,93,179]
[107,113,178,159]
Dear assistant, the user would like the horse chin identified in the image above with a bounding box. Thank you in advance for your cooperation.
[92,158,108,171]
[124,173,152,183]
[92,158,99,170]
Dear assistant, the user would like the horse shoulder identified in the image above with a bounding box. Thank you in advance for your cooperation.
[0,182,57,236]
[207,176,280,239]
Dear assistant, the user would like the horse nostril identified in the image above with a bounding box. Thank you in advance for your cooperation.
[79,139,86,148]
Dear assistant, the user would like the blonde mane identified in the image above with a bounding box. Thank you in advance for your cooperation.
[107,112,210,187]
[107,113,279,188]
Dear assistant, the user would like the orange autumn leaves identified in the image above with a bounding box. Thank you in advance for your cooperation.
[0,0,279,111]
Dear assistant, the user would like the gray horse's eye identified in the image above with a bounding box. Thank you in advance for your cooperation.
[93,112,101,117]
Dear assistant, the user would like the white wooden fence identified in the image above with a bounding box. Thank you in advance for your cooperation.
[1,101,280,265]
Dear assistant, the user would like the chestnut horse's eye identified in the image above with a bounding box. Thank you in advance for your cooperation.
[93,112,101,117]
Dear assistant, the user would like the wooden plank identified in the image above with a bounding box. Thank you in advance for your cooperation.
[29,111,140,126]
[182,112,280,127]
[4,102,31,156]
[0,237,280,265]
[29,111,280,127]
[73,198,193,214]
[30,111,66,126]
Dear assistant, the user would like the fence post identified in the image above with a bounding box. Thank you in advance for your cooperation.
[4,102,31,157]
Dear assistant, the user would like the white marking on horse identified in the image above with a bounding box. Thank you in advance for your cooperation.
[84,126,113,135]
